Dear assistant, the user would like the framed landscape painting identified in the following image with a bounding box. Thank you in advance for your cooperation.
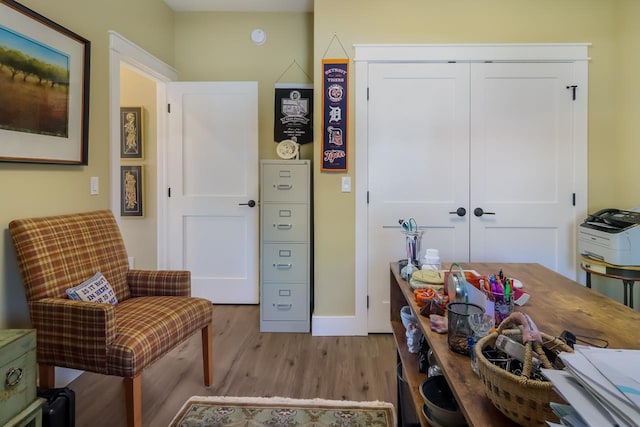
[0,0,90,164]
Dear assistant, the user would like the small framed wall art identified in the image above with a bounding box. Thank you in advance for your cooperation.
[120,165,143,217]
[120,106,143,159]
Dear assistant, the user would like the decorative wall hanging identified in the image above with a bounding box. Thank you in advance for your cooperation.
[120,106,143,159]
[0,0,90,164]
[120,165,143,217]
[321,58,348,171]
[274,83,313,145]
[273,59,313,144]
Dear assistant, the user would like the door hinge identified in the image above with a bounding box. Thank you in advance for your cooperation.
[367,295,369,309]
[572,193,576,206]
[367,191,370,204]
[167,103,171,113]
[168,187,171,197]
[367,87,369,101]
[566,85,578,101]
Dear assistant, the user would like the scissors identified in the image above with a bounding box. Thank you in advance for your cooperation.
[399,217,417,233]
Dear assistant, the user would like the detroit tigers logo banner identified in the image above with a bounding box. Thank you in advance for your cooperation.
[321,59,348,171]
[274,83,313,144]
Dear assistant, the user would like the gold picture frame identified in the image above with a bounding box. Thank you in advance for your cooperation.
[0,0,90,164]
[120,165,143,217]
[120,106,143,159]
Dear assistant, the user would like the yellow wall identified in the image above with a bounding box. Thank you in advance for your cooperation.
[173,12,314,161]
[312,0,624,315]
[596,0,640,303]
[119,66,158,270]
[615,0,640,203]
[2,0,638,329]
[0,0,174,328]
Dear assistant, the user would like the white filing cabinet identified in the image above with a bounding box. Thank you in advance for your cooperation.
[260,160,311,332]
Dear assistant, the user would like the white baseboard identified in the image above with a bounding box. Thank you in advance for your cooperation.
[311,314,367,336]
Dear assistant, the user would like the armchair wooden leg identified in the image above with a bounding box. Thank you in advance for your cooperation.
[124,374,142,427]
[202,323,213,386]
[38,364,55,388]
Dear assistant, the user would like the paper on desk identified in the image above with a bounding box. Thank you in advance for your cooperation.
[559,349,640,427]
[549,403,589,427]
[576,346,640,409]
[542,369,623,427]
[465,283,486,309]
[560,355,636,426]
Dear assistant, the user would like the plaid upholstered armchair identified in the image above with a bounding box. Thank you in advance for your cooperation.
[9,210,213,427]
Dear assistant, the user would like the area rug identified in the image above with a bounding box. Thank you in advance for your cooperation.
[169,395,397,427]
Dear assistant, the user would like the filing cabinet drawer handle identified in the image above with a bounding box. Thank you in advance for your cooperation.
[276,263,292,269]
[275,304,293,311]
[276,224,292,230]
[279,289,292,296]
[6,367,23,387]
[277,184,293,190]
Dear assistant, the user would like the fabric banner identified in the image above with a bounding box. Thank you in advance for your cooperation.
[321,59,348,171]
[274,83,313,144]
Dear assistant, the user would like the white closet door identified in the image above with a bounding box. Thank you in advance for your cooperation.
[367,63,470,333]
[469,62,576,278]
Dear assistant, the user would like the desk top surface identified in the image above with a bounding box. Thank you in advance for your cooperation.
[391,262,640,426]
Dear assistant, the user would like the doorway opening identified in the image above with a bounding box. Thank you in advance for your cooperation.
[108,31,177,268]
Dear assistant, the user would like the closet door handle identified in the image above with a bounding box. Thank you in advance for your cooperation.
[449,207,467,217]
[238,200,256,207]
[474,208,495,217]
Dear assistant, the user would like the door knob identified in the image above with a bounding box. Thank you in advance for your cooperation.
[474,207,495,217]
[449,207,467,217]
[238,200,256,207]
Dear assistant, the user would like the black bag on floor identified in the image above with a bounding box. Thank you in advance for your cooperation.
[37,387,76,427]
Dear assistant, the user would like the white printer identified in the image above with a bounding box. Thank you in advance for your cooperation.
[578,208,640,266]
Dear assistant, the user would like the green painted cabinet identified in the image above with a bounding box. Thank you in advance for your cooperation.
[1,329,42,427]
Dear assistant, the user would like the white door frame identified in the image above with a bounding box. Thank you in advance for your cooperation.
[108,31,178,268]
[353,43,590,334]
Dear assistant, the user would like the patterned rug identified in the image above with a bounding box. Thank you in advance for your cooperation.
[169,396,397,427]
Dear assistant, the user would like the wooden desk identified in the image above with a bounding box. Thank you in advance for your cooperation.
[580,256,639,308]
[390,262,640,427]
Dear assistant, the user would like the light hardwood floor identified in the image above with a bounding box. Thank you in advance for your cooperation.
[68,305,397,426]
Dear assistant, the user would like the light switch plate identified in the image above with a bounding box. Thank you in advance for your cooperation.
[341,176,351,193]
[90,176,99,195]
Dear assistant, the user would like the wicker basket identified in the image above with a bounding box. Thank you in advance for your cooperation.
[474,316,573,426]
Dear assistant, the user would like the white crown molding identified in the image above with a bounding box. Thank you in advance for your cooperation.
[163,0,313,12]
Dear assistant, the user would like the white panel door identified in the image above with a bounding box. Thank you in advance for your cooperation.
[367,63,470,332]
[469,63,576,278]
[166,82,259,303]
[366,61,579,332]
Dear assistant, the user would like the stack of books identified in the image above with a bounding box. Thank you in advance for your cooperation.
[542,346,640,427]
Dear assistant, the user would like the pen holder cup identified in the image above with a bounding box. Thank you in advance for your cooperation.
[483,288,514,325]
[403,230,423,265]
[446,302,485,355]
